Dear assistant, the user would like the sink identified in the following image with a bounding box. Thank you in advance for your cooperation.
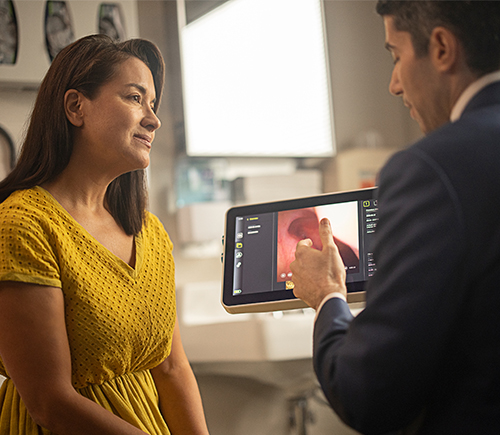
[181,309,316,363]
[179,281,364,363]
[179,281,364,434]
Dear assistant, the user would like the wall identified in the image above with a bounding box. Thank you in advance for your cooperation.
[136,2,419,435]
[0,1,421,432]
[137,0,421,293]
[321,0,422,192]
[0,89,37,153]
[326,0,404,151]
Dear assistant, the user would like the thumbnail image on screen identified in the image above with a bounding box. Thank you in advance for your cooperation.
[277,202,359,282]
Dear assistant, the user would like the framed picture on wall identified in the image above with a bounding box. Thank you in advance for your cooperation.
[45,0,75,62]
[0,126,15,181]
[99,3,126,41]
[0,0,18,64]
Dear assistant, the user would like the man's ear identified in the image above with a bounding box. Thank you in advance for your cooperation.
[428,26,460,73]
[64,89,85,127]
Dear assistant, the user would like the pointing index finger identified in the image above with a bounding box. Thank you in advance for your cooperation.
[319,218,335,251]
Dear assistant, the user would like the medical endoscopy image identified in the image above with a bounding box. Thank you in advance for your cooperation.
[277,202,360,282]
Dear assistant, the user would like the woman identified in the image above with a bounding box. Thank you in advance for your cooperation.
[0,35,209,434]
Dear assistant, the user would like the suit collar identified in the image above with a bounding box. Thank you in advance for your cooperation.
[450,71,500,121]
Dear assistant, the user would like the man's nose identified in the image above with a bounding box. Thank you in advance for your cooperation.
[389,67,402,97]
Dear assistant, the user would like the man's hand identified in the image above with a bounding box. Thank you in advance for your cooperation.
[290,218,347,310]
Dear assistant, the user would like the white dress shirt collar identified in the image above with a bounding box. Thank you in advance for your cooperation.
[450,70,500,122]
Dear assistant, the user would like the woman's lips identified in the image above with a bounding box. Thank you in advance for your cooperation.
[134,134,152,148]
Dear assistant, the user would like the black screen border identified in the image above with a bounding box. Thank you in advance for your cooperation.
[222,187,377,312]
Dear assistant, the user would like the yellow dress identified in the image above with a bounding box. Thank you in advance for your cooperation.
[0,187,176,434]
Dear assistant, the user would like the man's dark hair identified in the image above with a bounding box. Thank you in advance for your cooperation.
[376,1,500,75]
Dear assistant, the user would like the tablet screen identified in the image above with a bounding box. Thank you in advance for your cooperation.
[222,188,378,313]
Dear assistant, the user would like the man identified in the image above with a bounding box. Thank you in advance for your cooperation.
[291,2,500,434]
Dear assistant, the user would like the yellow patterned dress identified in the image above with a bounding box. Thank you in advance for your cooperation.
[0,187,176,434]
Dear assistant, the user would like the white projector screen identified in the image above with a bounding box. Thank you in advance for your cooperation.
[179,0,336,157]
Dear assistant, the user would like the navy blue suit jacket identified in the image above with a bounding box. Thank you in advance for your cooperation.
[314,82,500,434]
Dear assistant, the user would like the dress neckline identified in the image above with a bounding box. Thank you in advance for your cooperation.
[33,186,144,277]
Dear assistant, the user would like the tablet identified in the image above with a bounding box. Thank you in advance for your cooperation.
[221,187,378,314]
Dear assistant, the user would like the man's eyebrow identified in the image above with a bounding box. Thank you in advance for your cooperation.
[385,42,396,52]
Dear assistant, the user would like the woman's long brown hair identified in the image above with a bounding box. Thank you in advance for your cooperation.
[0,34,165,235]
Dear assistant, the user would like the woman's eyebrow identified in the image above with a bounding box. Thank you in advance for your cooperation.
[126,83,146,92]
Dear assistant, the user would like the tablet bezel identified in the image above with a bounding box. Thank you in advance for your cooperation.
[221,187,377,314]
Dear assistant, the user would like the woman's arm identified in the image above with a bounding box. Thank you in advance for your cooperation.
[151,317,209,435]
[0,281,148,435]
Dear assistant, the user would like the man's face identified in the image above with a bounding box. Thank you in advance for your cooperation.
[384,16,449,134]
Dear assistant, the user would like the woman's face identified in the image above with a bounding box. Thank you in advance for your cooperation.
[75,56,161,176]
[277,208,322,282]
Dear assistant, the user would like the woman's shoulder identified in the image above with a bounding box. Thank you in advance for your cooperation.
[1,187,46,218]
[143,211,166,231]
[142,211,173,248]
[0,187,68,233]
